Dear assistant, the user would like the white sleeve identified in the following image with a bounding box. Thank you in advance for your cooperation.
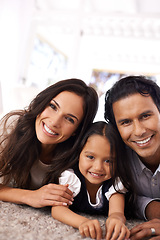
[105,177,127,200]
[59,169,81,197]
[0,176,4,184]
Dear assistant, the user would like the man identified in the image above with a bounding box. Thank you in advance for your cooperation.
[104,75,160,239]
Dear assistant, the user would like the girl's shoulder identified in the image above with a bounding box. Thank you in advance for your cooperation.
[105,177,127,200]
[59,169,81,197]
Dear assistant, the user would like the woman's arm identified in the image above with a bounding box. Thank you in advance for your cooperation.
[105,193,130,240]
[0,183,73,208]
[52,206,102,239]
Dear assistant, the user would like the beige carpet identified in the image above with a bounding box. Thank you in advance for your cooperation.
[0,201,144,240]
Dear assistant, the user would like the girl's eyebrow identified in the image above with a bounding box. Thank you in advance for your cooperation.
[52,99,79,122]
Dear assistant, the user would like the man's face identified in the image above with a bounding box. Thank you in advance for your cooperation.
[112,93,160,169]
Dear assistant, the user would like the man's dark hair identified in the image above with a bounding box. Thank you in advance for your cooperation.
[105,75,160,127]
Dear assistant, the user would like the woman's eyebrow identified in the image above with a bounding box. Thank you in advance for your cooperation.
[52,100,79,122]
[52,99,59,107]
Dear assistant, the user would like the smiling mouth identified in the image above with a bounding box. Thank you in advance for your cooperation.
[134,136,152,146]
[89,172,105,178]
[44,124,58,136]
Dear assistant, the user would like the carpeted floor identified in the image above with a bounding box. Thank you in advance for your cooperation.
[0,201,144,240]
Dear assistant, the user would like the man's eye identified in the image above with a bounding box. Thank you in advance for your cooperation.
[121,120,131,126]
[87,155,94,160]
[142,114,150,119]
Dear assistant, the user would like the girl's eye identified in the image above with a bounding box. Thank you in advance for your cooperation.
[65,116,75,124]
[105,159,111,163]
[87,155,94,160]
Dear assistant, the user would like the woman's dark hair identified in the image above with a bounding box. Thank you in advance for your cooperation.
[0,78,98,188]
[105,75,160,127]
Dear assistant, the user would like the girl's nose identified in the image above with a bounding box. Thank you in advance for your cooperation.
[94,160,103,171]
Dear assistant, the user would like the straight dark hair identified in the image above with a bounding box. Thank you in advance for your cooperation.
[72,121,129,191]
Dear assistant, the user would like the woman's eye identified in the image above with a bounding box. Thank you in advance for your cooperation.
[49,103,57,110]
[65,117,75,124]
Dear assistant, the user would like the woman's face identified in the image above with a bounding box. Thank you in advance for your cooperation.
[35,91,84,149]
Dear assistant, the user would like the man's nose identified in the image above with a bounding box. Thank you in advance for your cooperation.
[133,121,146,136]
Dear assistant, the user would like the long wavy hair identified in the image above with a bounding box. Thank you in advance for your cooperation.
[0,79,98,188]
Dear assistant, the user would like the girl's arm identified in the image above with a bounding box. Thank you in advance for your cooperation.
[52,205,102,240]
[0,183,73,208]
[105,193,130,240]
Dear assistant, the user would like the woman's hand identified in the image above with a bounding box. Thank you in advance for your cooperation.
[105,214,130,240]
[130,218,160,240]
[25,183,73,208]
[79,219,102,240]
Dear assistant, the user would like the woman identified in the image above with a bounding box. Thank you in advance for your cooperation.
[0,78,98,208]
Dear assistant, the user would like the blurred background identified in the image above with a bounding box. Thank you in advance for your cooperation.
[0,0,160,119]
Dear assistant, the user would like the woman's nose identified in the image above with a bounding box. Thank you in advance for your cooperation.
[51,113,62,128]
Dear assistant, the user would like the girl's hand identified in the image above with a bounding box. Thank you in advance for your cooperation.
[105,215,130,240]
[25,183,73,208]
[79,219,102,240]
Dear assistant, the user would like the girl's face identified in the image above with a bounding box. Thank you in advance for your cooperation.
[79,134,113,189]
[35,91,84,149]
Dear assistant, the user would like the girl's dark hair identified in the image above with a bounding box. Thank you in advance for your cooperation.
[0,78,98,188]
[73,121,131,192]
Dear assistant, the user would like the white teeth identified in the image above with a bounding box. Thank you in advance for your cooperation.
[44,124,56,135]
[136,137,151,145]
[90,172,103,177]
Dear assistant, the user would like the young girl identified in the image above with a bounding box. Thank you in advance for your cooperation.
[52,121,130,240]
[0,78,98,208]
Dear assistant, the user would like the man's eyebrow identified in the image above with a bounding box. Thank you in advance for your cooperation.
[117,118,129,124]
[52,100,79,121]
[117,110,153,124]
[139,110,153,116]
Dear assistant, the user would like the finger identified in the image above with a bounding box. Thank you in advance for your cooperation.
[110,225,121,240]
[46,194,73,206]
[116,227,130,240]
[44,189,73,204]
[130,228,153,240]
[150,237,160,240]
[106,224,114,240]
[48,184,73,199]
[94,223,102,240]
[89,225,96,239]
[83,226,90,238]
